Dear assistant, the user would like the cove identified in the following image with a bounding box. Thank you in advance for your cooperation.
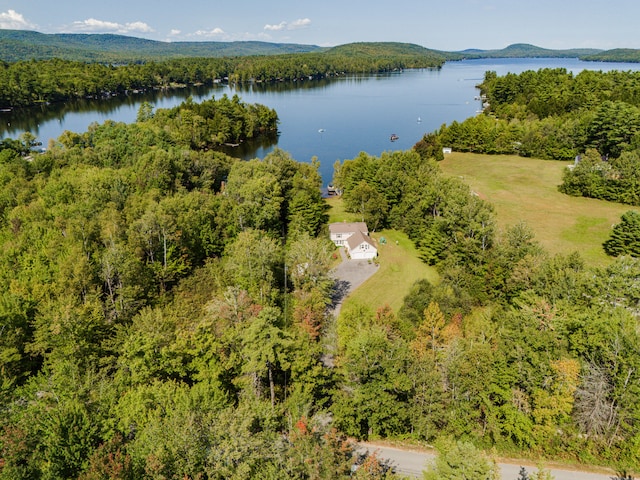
[2,57,640,185]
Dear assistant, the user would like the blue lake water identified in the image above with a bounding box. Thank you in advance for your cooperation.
[2,57,640,185]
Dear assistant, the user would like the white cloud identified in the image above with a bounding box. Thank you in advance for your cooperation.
[289,18,311,30]
[240,31,272,41]
[264,21,287,32]
[0,9,36,30]
[70,18,155,35]
[264,18,311,32]
[192,27,225,38]
[125,21,154,33]
[169,29,181,36]
[71,18,120,32]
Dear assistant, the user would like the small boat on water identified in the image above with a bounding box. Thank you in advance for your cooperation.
[417,117,422,123]
[390,133,399,142]
[318,128,325,133]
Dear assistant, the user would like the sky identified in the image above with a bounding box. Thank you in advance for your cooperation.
[0,0,638,51]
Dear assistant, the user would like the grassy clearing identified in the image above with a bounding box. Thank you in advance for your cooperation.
[325,196,439,314]
[325,195,361,224]
[439,152,631,266]
[346,229,439,314]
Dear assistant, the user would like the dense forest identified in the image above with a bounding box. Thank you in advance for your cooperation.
[0,90,640,478]
[0,43,445,109]
[3,51,640,478]
[0,95,373,479]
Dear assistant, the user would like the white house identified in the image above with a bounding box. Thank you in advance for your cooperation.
[328,222,377,260]
[329,222,368,246]
[345,229,377,260]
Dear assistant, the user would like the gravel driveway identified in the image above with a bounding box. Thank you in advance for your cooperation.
[322,248,379,367]
[329,248,379,318]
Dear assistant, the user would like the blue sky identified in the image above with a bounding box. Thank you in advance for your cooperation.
[0,0,637,51]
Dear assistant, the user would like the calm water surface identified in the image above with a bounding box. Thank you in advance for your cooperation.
[3,58,640,184]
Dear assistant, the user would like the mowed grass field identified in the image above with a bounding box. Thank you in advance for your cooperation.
[347,229,439,313]
[326,196,439,314]
[439,152,632,266]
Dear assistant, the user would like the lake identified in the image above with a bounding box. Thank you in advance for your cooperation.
[2,57,640,185]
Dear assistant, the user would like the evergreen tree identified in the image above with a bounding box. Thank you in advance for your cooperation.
[603,210,640,257]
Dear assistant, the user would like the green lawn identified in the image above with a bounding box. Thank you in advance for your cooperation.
[326,195,361,224]
[439,152,631,266]
[326,196,439,314]
[346,229,439,314]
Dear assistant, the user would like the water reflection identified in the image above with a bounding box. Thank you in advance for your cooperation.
[219,131,280,159]
[0,75,383,139]
[232,76,338,94]
[0,85,226,139]
[229,72,410,95]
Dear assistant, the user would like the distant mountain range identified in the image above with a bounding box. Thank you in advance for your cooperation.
[451,43,603,59]
[0,29,638,63]
[0,29,323,62]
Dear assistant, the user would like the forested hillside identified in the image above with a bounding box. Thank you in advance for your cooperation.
[0,29,323,62]
[7,30,639,63]
[0,43,445,109]
[582,48,640,63]
[454,43,602,59]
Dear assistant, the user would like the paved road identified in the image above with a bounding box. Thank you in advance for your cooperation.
[359,443,618,480]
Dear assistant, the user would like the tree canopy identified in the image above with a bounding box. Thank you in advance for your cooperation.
[2,65,640,479]
[603,210,640,257]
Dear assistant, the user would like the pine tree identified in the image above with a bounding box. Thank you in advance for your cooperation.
[603,210,640,257]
